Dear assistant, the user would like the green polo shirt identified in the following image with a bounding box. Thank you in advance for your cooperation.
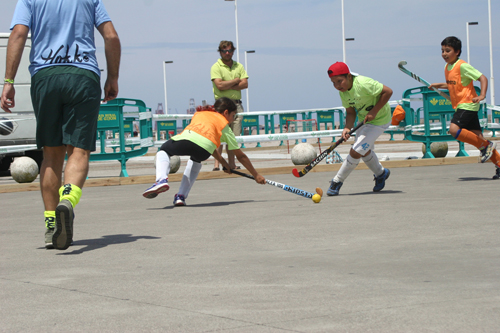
[339,75,391,126]
[211,59,248,100]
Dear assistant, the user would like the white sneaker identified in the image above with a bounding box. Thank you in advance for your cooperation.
[143,179,169,199]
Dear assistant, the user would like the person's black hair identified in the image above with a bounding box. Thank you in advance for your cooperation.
[213,97,237,114]
[441,36,462,57]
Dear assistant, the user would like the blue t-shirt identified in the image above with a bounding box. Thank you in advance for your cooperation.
[10,0,111,77]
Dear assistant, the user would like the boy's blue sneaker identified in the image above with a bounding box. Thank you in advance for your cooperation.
[373,168,390,192]
[480,141,496,163]
[326,180,343,196]
[493,167,500,180]
[173,194,186,206]
[143,179,169,199]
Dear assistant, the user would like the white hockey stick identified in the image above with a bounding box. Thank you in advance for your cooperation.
[230,169,323,200]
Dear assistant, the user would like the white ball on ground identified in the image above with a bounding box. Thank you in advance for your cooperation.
[291,143,317,165]
[10,156,39,183]
[153,154,181,173]
[422,142,448,158]
[169,155,181,174]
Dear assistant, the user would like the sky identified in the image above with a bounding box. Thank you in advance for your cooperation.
[1,0,499,114]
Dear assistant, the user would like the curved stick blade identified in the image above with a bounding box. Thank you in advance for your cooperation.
[315,187,323,197]
[292,168,302,178]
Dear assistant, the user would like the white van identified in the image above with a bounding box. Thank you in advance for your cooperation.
[0,32,43,175]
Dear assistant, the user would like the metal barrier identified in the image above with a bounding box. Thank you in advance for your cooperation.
[309,109,344,143]
[279,113,298,146]
[401,86,487,158]
[156,120,178,140]
[91,98,153,177]
[489,106,500,137]
[241,115,261,147]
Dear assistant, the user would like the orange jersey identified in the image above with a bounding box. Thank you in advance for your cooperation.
[445,59,478,110]
[182,111,229,147]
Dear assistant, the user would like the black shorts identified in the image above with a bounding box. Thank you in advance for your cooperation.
[451,108,482,132]
[160,139,211,163]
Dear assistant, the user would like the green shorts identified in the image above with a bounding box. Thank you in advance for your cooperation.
[31,66,101,151]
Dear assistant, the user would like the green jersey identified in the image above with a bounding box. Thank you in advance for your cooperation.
[339,75,391,126]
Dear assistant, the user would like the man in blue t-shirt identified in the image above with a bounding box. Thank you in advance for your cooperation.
[1,0,121,250]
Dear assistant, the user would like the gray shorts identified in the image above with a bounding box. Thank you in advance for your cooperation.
[352,122,390,155]
[229,101,244,136]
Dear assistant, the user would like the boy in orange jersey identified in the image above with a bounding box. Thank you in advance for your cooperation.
[429,36,500,179]
[143,97,266,206]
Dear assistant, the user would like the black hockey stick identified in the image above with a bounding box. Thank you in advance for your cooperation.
[230,169,323,200]
[398,60,451,100]
[292,122,364,178]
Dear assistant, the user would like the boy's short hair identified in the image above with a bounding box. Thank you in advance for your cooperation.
[441,36,462,57]
[218,40,235,52]
[214,97,237,114]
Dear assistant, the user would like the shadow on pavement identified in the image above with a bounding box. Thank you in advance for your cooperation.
[56,234,161,255]
[347,190,404,196]
[458,177,494,181]
[146,200,257,210]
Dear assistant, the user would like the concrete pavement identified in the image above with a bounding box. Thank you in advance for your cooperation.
[1,159,499,331]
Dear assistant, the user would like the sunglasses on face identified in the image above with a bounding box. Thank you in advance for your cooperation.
[220,49,234,54]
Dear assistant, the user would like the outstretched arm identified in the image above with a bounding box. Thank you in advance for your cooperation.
[342,107,357,141]
[428,82,448,90]
[212,148,232,172]
[233,149,265,184]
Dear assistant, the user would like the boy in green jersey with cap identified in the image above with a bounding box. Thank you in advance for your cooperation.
[326,62,393,196]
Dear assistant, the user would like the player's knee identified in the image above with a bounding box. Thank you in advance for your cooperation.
[349,148,362,159]
[362,150,372,158]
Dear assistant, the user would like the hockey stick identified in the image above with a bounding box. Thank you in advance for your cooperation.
[292,122,364,178]
[230,169,323,200]
[398,60,451,100]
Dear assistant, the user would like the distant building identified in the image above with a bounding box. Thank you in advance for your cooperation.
[187,98,196,114]
[155,103,164,114]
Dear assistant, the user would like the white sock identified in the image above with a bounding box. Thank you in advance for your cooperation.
[362,150,384,177]
[334,154,360,182]
[155,150,170,181]
[178,159,202,198]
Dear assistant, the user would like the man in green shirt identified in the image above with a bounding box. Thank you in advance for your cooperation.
[211,40,248,170]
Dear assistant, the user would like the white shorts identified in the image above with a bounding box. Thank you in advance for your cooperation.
[352,122,390,155]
